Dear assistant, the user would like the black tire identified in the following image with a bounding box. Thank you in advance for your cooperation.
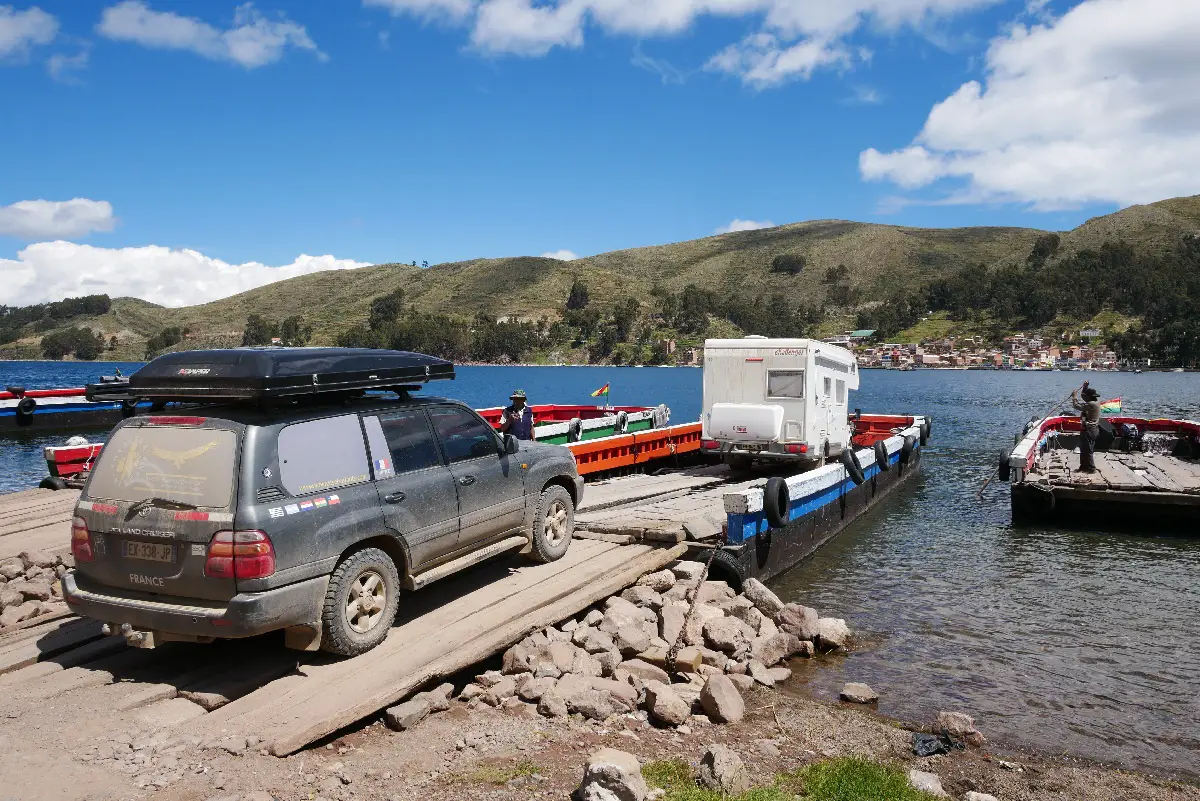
[998,448,1013,482]
[320,547,400,657]
[528,484,574,563]
[920,417,932,446]
[873,441,890,472]
[900,435,917,465]
[39,476,68,491]
[16,397,35,426]
[763,476,790,528]
[841,447,865,485]
[567,418,583,443]
[615,411,629,434]
[120,398,138,418]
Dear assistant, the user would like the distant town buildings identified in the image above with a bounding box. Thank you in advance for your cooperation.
[820,330,1126,370]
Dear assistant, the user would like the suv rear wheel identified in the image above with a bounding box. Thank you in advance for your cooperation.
[320,547,400,657]
[528,484,574,563]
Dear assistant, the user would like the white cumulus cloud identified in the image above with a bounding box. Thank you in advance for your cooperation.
[541,249,578,261]
[363,0,1000,87]
[0,4,57,58]
[715,218,774,234]
[0,199,116,240]
[859,0,1200,209]
[97,1,326,68]
[0,242,371,307]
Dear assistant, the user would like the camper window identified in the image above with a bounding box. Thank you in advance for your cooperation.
[767,370,805,399]
[823,377,832,397]
[836,380,845,403]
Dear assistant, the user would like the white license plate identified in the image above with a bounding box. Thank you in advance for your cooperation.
[122,541,175,563]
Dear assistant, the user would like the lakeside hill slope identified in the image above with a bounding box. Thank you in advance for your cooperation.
[5,195,1200,360]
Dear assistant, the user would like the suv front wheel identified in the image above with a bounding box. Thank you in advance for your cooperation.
[320,547,400,657]
[528,484,574,563]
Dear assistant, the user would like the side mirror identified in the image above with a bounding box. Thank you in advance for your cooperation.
[503,434,520,455]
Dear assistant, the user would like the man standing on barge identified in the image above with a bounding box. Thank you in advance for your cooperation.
[1071,386,1102,473]
[500,389,535,441]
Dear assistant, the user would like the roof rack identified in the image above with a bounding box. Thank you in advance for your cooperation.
[85,348,454,404]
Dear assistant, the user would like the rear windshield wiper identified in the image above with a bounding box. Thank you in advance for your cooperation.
[127,497,198,515]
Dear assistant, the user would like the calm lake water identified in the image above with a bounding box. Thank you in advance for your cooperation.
[2,360,1198,777]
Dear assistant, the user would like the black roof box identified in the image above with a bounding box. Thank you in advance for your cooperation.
[87,348,454,402]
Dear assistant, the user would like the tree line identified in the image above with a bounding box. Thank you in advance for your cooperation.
[1,294,111,347]
[855,234,1200,366]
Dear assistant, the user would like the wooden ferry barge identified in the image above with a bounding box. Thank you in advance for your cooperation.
[1004,414,1200,527]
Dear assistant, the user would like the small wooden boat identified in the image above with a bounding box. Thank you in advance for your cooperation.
[1,380,149,434]
[1003,415,1200,527]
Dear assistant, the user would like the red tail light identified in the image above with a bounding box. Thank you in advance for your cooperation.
[702,440,720,450]
[147,416,207,426]
[787,444,809,454]
[205,530,275,579]
[71,516,94,562]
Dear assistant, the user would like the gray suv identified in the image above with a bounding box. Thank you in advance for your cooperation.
[64,349,583,657]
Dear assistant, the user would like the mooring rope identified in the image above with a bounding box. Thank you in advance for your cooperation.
[666,543,720,678]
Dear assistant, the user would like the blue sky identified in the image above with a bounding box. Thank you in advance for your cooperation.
[0,0,1196,306]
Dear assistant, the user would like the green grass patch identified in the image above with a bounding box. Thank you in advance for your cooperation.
[454,759,541,786]
[642,757,942,801]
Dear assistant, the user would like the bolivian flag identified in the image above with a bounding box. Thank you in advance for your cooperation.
[1100,397,1122,413]
[591,383,610,398]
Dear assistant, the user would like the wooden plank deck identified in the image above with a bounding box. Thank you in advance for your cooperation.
[1038,449,1200,497]
[0,488,77,559]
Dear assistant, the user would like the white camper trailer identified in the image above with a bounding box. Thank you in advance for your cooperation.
[702,337,859,470]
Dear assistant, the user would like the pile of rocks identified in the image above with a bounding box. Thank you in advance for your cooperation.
[430,560,850,730]
[0,550,71,629]
[574,744,751,801]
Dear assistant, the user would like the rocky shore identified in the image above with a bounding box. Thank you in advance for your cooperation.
[0,549,71,629]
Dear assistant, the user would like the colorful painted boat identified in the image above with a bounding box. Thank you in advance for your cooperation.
[1,383,149,433]
[476,403,669,445]
[698,413,931,584]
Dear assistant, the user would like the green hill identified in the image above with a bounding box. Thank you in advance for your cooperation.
[3,195,1199,362]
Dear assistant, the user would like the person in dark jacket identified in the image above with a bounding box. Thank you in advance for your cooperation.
[1071,386,1102,472]
[499,389,534,441]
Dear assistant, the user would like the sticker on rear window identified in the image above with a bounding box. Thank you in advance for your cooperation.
[268,507,284,519]
[314,498,328,508]
[299,500,314,511]
[328,494,340,505]
[284,504,300,515]
[191,544,205,556]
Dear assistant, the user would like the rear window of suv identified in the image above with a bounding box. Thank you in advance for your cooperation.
[87,425,238,508]
[277,414,371,496]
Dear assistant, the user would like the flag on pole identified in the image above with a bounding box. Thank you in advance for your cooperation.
[1099,397,1122,413]
[590,383,610,398]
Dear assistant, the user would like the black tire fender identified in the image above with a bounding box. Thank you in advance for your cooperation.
[873,441,890,472]
[998,448,1013,482]
[763,476,790,529]
[567,417,583,443]
[615,410,629,434]
[841,447,866,485]
[16,396,36,425]
[920,417,932,446]
[900,435,917,465]
[39,476,68,491]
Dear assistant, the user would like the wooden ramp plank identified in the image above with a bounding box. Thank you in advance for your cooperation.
[0,519,71,559]
[189,540,683,756]
[0,617,106,675]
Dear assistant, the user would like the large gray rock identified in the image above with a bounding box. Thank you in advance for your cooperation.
[643,681,691,727]
[839,682,878,703]
[0,558,24,581]
[503,642,534,674]
[669,560,705,581]
[725,602,765,630]
[538,692,568,718]
[750,632,802,666]
[702,617,751,654]
[575,748,648,801]
[595,649,623,677]
[517,675,558,702]
[427,682,455,712]
[384,695,431,731]
[0,587,24,610]
[614,625,650,657]
[572,625,598,647]
[907,770,947,798]
[618,658,669,685]
[0,601,40,627]
[20,550,57,569]
[697,744,750,796]
[9,580,52,602]
[699,674,744,724]
[658,603,687,646]
[549,640,582,671]
[620,586,663,609]
[685,604,725,647]
[935,710,986,746]
[775,603,820,640]
[480,675,518,706]
[572,650,605,677]
[727,673,755,692]
[747,660,774,687]
[694,580,735,605]
[569,689,617,721]
[815,618,850,651]
[583,609,605,627]
[636,569,675,592]
[604,595,643,620]
[741,578,784,617]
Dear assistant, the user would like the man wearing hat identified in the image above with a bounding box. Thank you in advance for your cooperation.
[499,389,535,441]
[1071,385,1102,473]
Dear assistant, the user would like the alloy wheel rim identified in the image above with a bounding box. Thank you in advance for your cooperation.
[544,500,568,547]
[346,569,386,633]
